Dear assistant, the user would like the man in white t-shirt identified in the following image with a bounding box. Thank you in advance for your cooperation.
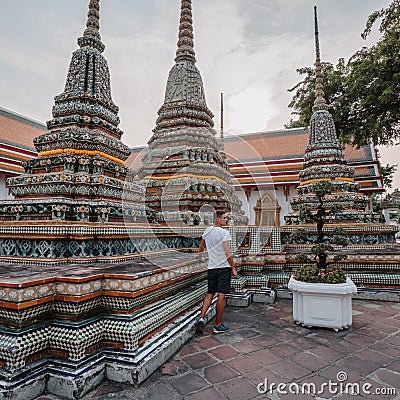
[196,211,237,334]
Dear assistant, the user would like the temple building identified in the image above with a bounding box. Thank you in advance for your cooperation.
[0,108,384,225]
[127,128,383,226]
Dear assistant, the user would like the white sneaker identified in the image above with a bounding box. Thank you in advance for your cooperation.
[195,317,205,333]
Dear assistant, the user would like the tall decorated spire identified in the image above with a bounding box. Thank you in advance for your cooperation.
[151,0,214,134]
[175,0,196,63]
[285,6,374,226]
[6,0,146,225]
[313,6,327,112]
[139,0,246,225]
[78,0,105,53]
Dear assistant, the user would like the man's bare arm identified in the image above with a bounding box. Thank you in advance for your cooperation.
[223,240,237,277]
[198,238,206,261]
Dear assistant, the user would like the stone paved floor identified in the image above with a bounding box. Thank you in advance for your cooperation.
[38,299,400,400]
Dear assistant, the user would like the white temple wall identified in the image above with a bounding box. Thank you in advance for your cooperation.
[0,173,12,200]
[275,186,294,226]
[235,188,259,225]
[236,186,298,226]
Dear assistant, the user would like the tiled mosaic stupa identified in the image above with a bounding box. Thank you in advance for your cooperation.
[283,7,397,248]
[285,8,379,226]
[276,7,400,291]
[138,0,246,226]
[4,0,145,226]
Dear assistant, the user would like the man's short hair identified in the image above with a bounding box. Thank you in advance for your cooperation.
[216,210,226,219]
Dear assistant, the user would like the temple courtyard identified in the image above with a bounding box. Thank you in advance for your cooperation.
[35,299,400,400]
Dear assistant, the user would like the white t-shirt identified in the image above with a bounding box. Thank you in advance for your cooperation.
[202,226,232,269]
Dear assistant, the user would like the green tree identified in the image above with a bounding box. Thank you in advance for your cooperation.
[287,1,400,148]
[291,181,348,283]
[371,163,398,213]
[380,163,398,188]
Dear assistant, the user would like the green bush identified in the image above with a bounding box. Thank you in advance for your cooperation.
[294,264,346,284]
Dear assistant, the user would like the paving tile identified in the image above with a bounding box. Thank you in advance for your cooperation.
[337,356,380,376]
[329,339,361,353]
[161,359,189,376]
[204,363,240,384]
[370,322,400,334]
[236,328,261,338]
[357,327,389,340]
[208,345,240,360]
[374,368,400,388]
[292,352,331,372]
[252,335,280,348]
[248,348,282,365]
[344,333,376,346]
[170,373,209,396]
[387,360,400,374]
[217,377,259,400]
[383,318,400,328]
[318,365,363,383]
[227,355,264,375]
[233,339,262,353]
[132,382,182,400]
[244,368,290,387]
[289,337,318,350]
[308,345,342,362]
[185,387,226,400]
[356,348,392,365]
[179,344,199,357]
[269,343,299,358]
[368,342,400,357]
[87,383,124,398]
[196,336,223,349]
[184,352,217,369]
[268,360,311,380]
[270,318,292,328]
[384,334,400,346]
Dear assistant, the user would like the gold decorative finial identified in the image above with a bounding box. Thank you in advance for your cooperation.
[78,0,104,52]
[313,6,328,111]
[175,0,196,63]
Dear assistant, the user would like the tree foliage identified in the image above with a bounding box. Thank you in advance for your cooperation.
[291,181,348,280]
[287,0,400,148]
[380,163,398,188]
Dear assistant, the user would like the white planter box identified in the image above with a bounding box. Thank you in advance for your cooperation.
[288,276,357,331]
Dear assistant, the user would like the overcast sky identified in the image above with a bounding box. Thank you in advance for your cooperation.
[0,0,398,189]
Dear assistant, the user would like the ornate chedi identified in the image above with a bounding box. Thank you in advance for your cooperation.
[282,7,397,250]
[138,0,246,226]
[285,8,378,226]
[4,0,145,225]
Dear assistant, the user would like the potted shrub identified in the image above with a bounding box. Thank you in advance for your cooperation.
[288,181,357,331]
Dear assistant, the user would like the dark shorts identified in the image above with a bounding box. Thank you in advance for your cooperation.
[207,268,231,294]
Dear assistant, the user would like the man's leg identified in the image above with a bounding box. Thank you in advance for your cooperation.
[200,293,214,317]
[215,293,225,326]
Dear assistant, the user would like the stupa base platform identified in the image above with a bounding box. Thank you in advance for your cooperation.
[0,252,210,400]
[0,296,217,400]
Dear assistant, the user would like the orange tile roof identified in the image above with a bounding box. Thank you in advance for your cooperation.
[0,107,45,151]
[126,147,147,170]
[224,128,372,162]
